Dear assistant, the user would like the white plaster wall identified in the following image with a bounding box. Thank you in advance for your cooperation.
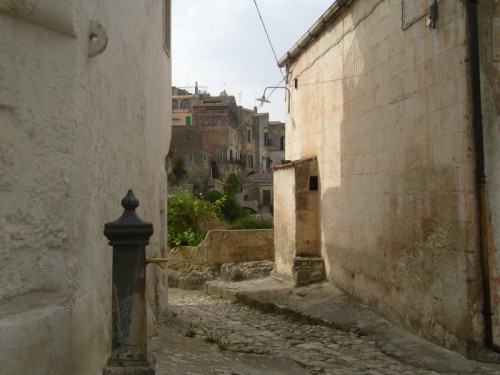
[273,166,296,279]
[0,1,171,373]
[281,0,483,354]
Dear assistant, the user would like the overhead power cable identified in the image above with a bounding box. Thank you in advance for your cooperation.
[253,0,285,79]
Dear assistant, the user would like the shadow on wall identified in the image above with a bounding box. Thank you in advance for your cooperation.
[318,1,482,356]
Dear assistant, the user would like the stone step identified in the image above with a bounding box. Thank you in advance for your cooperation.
[292,256,325,286]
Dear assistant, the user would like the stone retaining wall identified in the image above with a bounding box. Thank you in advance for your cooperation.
[167,229,274,274]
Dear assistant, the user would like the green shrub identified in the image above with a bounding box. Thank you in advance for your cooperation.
[203,190,223,203]
[168,158,187,186]
[224,173,240,196]
[168,230,205,247]
[167,188,270,246]
[230,217,273,229]
[167,192,224,246]
[221,195,248,223]
[200,190,247,223]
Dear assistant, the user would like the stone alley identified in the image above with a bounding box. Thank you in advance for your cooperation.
[150,285,500,375]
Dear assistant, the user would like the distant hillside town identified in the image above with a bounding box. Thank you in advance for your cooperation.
[168,84,285,216]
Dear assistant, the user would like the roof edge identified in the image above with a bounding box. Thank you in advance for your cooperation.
[277,0,353,68]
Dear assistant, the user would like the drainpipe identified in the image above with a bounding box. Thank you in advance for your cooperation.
[466,0,493,350]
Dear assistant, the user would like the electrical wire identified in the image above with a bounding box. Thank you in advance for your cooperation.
[253,0,286,79]
[265,76,287,101]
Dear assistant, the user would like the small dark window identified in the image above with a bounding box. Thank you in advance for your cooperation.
[185,153,193,167]
[247,154,254,169]
[172,99,178,109]
[264,132,273,147]
[187,131,193,140]
[309,176,318,191]
[294,78,298,89]
[211,161,218,179]
[181,99,191,109]
[263,190,271,206]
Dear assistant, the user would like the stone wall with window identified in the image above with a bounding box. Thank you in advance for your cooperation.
[276,0,493,355]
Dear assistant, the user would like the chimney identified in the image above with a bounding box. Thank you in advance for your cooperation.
[195,81,199,95]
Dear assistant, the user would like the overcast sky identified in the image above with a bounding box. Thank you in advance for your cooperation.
[172,0,333,122]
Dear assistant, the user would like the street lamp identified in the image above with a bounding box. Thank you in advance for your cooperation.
[255,86,291,112]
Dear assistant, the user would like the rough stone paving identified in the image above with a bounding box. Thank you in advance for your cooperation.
[150,289,499,375]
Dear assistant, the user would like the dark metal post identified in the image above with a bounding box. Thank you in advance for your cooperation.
[103,189,155,374]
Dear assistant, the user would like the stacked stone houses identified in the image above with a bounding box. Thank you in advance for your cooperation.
[170,85,285,215]
[273,0,500,358]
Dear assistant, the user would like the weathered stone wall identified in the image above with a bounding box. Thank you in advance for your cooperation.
[253,113,269,170]
[478,0,500,348]
[194,106,230,127]
[171,125,206,176]
[273,158,319,281]
[167,230,274,272]
[273,166,297,278]
[294,159,320,257]
[198,127,224,151]
[239,107,255,164]
[279,0,483,354]
[268,121,286,166]
[0,1,170,373]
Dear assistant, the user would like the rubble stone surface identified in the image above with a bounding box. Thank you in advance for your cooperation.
[151,286,500,374]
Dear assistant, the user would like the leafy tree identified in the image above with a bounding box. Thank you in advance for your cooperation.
[168,158,187,186]
[192,180,202,195]
[224,173,240,196]
[200,187,247,223]
[221,195,248,223]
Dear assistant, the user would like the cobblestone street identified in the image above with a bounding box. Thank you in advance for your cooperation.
[151,288,500,375]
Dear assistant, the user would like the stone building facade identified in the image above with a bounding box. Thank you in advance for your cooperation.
[0,1,171,373]
[170,89,240,188]
[169,88,285,215]
[274,0,500,356]
[172,86,198,127]
[267,120,286,168]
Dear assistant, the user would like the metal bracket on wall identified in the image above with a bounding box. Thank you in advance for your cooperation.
[88,19,108,58]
